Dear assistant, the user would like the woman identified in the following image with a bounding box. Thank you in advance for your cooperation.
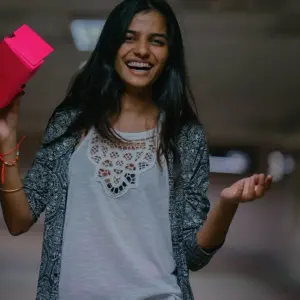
[0,0,272,299]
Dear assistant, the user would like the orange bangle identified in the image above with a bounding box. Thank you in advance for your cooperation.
[0,136,26,184]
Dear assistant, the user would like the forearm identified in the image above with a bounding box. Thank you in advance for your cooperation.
[0,135,33,235]
[196,199,239,250]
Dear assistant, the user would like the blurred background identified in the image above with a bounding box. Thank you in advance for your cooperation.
[1,0,300,299]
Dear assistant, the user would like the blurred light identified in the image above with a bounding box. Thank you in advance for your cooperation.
[267,151,284,182]
[70,19,106,52]
[267,151,295,182]
[284,155,295,174]
[209,151,250,174]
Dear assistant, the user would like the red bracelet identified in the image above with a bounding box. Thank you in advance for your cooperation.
[0,136,26,184]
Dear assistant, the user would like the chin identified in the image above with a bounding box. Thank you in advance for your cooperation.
[124,78,153,89]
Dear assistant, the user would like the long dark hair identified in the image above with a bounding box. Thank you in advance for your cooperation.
[49,0,199,164]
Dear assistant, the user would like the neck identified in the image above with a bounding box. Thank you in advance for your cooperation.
[121,88,155,114]
[111,88,159,132]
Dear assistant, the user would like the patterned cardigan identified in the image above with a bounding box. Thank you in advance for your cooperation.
[23,108,217,300]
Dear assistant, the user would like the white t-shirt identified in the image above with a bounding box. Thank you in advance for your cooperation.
[58,127,182,300]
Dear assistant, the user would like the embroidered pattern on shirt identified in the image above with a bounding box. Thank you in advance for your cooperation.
[88,128,157,198]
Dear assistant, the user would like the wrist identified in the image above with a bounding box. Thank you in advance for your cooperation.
[219,196,240,209]
[0,134,18,154]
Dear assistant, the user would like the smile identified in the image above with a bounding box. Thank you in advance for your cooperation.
[126,61,153,71]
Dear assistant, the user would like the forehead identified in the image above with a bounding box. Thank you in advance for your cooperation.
[128,10,167,34]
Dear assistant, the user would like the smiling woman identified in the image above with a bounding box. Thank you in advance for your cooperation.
[58,0,197,150]
[115,11,169,89]
[0,1,272,300]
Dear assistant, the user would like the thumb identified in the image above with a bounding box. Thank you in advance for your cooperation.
[9,93,23,113]
[231,178,246,199]
[11,98,21,113]
[222,178,245,200]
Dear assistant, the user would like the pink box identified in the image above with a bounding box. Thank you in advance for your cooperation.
[0,24,54,108]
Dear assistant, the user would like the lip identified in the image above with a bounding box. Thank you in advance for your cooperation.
[125,60,153,68]
[124,60,153,76]
[126,67,152,76]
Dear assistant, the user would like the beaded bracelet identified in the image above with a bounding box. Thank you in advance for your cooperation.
[0,136,26,184]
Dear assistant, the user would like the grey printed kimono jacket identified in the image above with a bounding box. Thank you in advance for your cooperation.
[23,108,217,300]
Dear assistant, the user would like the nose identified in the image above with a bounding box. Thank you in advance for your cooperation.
[134,40,150,58]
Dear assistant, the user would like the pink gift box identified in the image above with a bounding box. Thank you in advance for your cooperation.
[0,24,54,108]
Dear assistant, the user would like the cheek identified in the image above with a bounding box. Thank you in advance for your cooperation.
[115,46,129,68]
[117,44,132,58]
[155,51,169,71]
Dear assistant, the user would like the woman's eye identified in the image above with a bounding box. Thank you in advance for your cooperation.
[152,39,165,46]
[125,35,134,42]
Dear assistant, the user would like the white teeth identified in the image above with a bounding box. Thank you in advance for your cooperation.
[127,61,151,68]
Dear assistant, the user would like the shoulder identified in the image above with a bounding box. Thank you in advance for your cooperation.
[175,121,209,174]
[178,121,207,153]
[174,122,209,185]
[42,107,81,144]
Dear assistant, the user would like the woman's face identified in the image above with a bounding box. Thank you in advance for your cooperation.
[115,10,169,91]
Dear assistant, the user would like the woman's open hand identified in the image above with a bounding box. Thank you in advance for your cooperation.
[220,174,272,205]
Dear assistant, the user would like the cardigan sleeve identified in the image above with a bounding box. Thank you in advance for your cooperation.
[23,147,53,223]
[181,123,220,271]
[23,108,69,223]
[23,115,59,223]
[23,107,81,222]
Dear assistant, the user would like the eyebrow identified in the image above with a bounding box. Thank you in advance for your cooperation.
[126,30,168,40]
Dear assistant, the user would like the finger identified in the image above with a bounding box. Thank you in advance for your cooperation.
[258,173,265,185]
[252,174,264,198]
[242,177,255,201]
[12,90,25,101]
[2,102,19,118]
[241,178,249,201]
[248,176,256,199]
[265,175,273,190]
[6,92,23,111]
[231,178,245,199]
[255,182,265,198]
[255,186,265,198]
[0,103,10,117]
[253,174,261,185]
[12,97,21,109]
[0,94,22,118]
